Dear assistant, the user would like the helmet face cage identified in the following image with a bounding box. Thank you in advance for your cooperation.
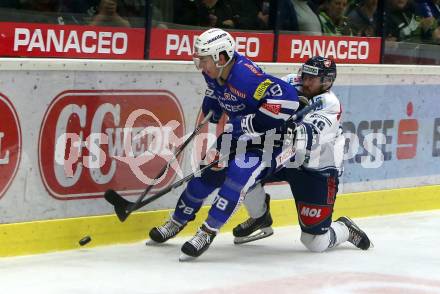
[301,56,337,90]
[193,28,235,70]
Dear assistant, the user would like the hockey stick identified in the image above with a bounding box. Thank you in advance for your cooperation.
[104,111,213,221]
[106,99,323,222]
[109,151,234,221]
[288,98,322,122]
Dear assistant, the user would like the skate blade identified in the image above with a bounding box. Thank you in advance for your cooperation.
[234,227,274,245]
[179,253,197,262]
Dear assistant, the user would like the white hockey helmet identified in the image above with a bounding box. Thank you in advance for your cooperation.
[193,28,235,69]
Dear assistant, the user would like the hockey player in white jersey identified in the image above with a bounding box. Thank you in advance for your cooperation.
[233,56,372,252]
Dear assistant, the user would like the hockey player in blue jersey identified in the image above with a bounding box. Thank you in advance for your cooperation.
[232,56,372,252]
[148,28,300,260]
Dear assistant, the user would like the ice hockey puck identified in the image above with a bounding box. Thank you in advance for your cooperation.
[79,236,92,246]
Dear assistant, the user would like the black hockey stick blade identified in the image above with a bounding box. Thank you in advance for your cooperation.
[104,189,134,222]
[105,154,225,222]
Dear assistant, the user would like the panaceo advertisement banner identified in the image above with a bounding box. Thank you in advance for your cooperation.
[0,23,381,64]
[147,28,381,64]
[0,59,438,223]
[149,28,274,62]
[277,34,381,64]
[0,22,145,59]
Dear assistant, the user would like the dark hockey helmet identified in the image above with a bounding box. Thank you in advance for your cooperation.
[301,56,337,88]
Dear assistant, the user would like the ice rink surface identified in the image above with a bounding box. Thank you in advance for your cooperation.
[2,210,440,294]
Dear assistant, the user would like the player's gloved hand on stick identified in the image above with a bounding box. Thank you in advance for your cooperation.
[282,120,297,135]
[225,114,261,140]
[202,96,223,124]
[280,120,298,146]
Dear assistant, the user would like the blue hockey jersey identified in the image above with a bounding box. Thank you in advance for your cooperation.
[202,52,299,133]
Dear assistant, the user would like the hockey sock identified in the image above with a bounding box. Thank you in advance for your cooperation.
[328,220,349,248]
[173,177,217,223]
[242,183,267,218]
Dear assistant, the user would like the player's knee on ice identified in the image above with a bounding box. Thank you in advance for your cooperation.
[300,221,349,252]
[300,232,332,253]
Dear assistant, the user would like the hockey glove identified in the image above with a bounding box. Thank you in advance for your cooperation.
[225,114,262,140]
[202,94,223,124]
[280,120,297,147]
[298,96,310,108]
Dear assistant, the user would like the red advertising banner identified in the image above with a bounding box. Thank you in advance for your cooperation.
[38,90,185,200]
[277,34,382,64]
[0,22,145,59]
[149,28,274,62]
[0,93,21,200]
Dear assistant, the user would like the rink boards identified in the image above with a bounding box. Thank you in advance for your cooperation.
[0,59,439,256]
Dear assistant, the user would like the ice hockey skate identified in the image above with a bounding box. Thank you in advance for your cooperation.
[179,224,216,261]
[233,194,274,244]
[336,216,372,250]
[149,217,186,243]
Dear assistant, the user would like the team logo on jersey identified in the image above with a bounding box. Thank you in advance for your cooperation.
[312,96,324,111]
[253,79,273,100]
[297,202,333,228]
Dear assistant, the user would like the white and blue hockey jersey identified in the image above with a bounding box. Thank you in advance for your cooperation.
[282,73,344,173]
